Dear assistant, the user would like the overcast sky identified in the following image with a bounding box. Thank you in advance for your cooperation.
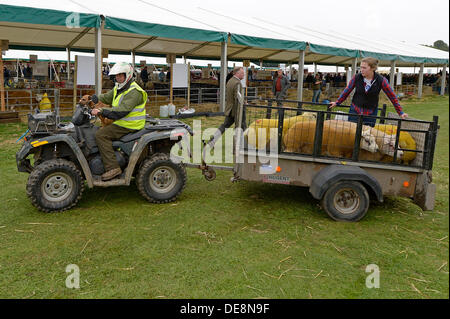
[190,0,449,45]
[3,0,449,72]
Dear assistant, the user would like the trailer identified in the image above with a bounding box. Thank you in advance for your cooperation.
[188,92,439,222]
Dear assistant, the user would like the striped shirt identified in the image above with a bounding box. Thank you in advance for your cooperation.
[336,75,404,116]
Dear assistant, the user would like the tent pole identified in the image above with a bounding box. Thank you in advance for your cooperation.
[170,62,173,105]
[16,58,19,82]
[440,64,447,96]
[0,48,5,112]
[67,48,71,83]
[389,60,396,87]
[351,58,357,78]
[297,50,305,102]
[187,62,191,108]
[131,51,135,70]
[418,63,424,98]
[313,63,317,77]
[219,40,228,112]
[73,55,78,111]
[94,19,103,96]
[345,66,350,85]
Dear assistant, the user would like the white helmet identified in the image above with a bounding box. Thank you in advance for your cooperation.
[109,62,133,90]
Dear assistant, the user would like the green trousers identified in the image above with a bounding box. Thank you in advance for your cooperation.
[95,124,135,171]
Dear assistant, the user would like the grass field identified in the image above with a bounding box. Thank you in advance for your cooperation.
[0,95,448,299]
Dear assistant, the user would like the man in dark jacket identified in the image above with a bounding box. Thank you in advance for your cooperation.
[272,69,291,106]
[140,66,148,88]
[25,64,33,79]
[225,70,234,83]
[3,66,10,87]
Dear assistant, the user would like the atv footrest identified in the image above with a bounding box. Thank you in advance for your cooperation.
[92,173,128,187]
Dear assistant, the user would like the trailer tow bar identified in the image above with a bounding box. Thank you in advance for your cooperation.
[183,140,233,181]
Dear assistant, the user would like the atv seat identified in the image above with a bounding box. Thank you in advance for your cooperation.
[118,119,192,143]
[88,129,150,154]
[119,129,149,143]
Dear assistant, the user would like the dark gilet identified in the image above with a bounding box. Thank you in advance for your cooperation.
[351,72,384,110]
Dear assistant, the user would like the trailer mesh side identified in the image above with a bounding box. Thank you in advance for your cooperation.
[243,98,438,170]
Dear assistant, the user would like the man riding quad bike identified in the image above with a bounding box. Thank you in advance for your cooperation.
[91,62,148,181]
[16,63,193,213]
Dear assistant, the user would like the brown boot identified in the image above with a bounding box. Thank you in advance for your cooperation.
[101,167,122,181]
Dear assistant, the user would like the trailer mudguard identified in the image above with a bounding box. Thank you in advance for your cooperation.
[309,164,383,202]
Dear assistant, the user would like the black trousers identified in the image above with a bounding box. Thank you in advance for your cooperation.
[217,111,247,135]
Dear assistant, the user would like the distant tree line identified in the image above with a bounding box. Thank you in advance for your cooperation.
[423,40,449,52]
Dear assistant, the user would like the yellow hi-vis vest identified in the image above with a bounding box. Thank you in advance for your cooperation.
[112,81,148,130]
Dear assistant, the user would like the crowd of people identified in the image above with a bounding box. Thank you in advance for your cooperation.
[2,60,447,96]
[2,62,71,87]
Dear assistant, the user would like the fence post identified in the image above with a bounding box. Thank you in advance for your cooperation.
[296,101,303,116]
[277,107,285,154]
[352,115,363,161]
[55,88,60,122]
[379,104,387,124]
[265,99,272,119]
[313,112,325,157]
[30,90,33,112]
[199,88,202,104]
[392,119,402,163]
[426,116,439,169]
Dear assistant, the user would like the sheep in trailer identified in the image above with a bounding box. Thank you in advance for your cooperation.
[245,113,316,149]
[374,124,416,164]
[283,120,379,157]
[358,126,404,162]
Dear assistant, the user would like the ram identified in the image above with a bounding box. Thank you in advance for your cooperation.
[358,126,404,161]
[283,119,379,157]
[374,124,416,164]
[246,113,316,149]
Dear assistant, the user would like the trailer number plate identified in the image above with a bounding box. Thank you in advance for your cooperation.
[262,175,290,185]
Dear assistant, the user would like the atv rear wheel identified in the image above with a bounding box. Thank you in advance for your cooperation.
[136,153,187,204]
[26,159,84,212]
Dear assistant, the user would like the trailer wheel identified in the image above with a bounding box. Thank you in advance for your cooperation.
[321,181,370,222]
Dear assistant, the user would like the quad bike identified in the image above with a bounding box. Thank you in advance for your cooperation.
[16,96,193,212]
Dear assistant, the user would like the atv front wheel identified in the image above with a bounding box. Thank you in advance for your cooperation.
[26,159,84,212]
[136,153,187,204]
